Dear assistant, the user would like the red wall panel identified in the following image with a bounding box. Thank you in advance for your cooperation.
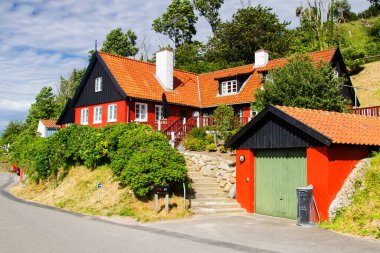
[307,146,330,221]
[75,100,127,127]
[236,149,255,213]
[326,145,369,209]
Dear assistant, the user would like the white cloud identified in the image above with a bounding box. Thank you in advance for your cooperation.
[0,0,370,133]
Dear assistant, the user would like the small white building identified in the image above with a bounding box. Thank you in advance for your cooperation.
[37,119,61,138]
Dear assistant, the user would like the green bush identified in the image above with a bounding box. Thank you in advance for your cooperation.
[341,46,365,74]
[219,146,227,153]
[184,138,207,151]
[120,143,186,198]
[206,143,217,152]
[10,123,187,198]
[213,105,235,139]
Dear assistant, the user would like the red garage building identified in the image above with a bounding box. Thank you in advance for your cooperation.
[226,105,380,221]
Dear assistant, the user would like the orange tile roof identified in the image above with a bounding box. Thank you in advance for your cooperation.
[277,106,380,146]
[98,48,336,108]
[99,52,200,107]
[198,48,336,107]
[40,119,61,129]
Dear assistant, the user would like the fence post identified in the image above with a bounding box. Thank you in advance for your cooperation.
[158,120,161,131]
[197,117,200,128]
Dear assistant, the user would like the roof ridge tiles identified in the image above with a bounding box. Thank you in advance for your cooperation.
[98,51,198,76]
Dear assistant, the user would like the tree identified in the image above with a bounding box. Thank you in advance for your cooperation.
[175,41,239,73]
[88,28,139,59]
[1,121,25,146]
[213,104,235,140]
[206,5,291,64]
[25,87,56,132]
[55,68,86,114]
[254,56,350,112]
[332,0,351,23]
[368,0,379,6]
[152,0,198,47]
[296,0,334,50]
[193,0,224,33]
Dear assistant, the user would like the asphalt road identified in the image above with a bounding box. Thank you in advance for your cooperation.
[1,172,380,253]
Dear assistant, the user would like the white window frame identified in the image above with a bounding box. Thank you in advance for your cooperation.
[93,106,102,124]
[80,108,89,125]
[155,105,163,121]
[107,104,117,122]
[221,80,238,95]
[135,102,148,122]
[95,77,103,92]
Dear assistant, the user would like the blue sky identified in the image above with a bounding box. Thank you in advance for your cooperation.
[0,0,370,135]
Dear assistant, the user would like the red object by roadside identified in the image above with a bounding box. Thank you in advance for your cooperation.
[19,169,23,182]
[12,164,17,172]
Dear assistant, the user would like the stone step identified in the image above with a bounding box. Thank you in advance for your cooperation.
[191,197,237,203]
[192,189,224,195]
[191,202,240,209]
[191,192,226,199]
[190,177,216,184]
[187,171,202,177]
[191,185,221,191]
[194,208,245,215]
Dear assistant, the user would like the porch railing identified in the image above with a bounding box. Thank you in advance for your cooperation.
[199,116,250,128]
[352,106,380,117]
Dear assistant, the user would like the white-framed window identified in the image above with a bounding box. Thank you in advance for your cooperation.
[93,106,102,124]
[108,104,117,122]
[155,105,163,120]
[221,80,238,95]
[80,108,89,125]
[95,77,103,92]
[135,102,148,122]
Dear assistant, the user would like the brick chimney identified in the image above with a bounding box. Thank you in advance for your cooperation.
[254,49,269,67]
[156,49,174,90]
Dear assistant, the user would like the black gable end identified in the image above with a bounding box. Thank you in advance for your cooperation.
[225,106,332,149]
[75,58,124,107]
[234,116,326,149]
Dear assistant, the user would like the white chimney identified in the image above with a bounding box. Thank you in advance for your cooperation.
[254,49,269,67]
[156,49,174,90]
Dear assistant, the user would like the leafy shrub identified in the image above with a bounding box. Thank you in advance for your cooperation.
[185,138,207,151]
[368,18,380,42]
[341,46,365,74]
[183,127,214,151]
[120,143,187,198]
[219,146,227,153]
[213,105,235,139]
[187,127,207,139]
[10,123,187,198]
[206,143,217,152]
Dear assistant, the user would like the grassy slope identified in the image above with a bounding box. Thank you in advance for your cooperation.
[12,166,191,222]
[321,153,380,239]
[338,19,373,51]
[351,61,380,107]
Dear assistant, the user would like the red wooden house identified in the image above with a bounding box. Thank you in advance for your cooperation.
[57,47,357,143]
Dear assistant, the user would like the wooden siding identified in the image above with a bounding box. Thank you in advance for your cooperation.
[75,59,124,107]
[236,115,324,149]
[255,148,307,219]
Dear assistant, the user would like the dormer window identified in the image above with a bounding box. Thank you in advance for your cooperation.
[221,80,238,95]
[95,77,103,92]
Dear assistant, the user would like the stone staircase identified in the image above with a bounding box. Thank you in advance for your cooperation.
[188,168,245,215]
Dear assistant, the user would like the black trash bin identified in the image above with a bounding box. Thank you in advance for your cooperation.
[296,185,315,227]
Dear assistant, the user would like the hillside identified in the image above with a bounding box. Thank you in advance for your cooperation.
[322,152,380,239]
[12,166,190,222]
[338,18,375,52]
[351,61,380,107]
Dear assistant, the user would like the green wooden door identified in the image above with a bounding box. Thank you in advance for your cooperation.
[254,148,307,219]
